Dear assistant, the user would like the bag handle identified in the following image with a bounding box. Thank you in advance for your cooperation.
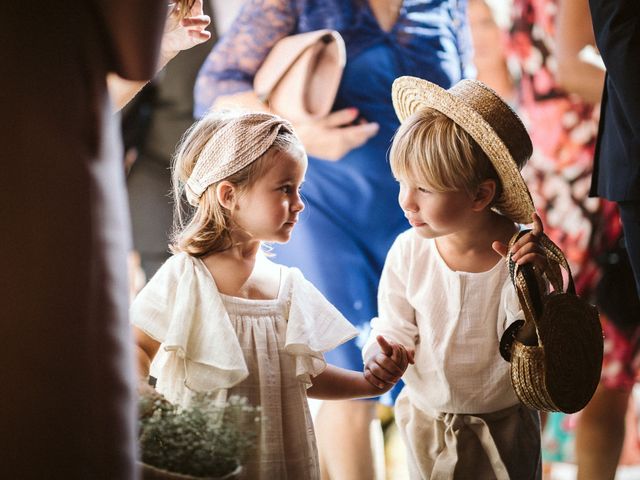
[507,230,577,327]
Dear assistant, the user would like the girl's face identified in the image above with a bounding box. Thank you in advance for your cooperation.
[232,150,307,244]
[397,177,476,239]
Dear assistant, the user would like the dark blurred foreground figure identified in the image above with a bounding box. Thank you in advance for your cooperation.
[576,2,640,478]
[0,3,166,478]
[588,0,640,296]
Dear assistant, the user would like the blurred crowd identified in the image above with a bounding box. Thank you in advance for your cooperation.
[2,0,638,478]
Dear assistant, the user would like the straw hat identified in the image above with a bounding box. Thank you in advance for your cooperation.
[391,76,535,224]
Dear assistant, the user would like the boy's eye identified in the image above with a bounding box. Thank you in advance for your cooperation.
[280,185,292,194]
[418,187,431,193]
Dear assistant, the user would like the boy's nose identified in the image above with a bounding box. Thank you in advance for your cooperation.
[399,189,417,213]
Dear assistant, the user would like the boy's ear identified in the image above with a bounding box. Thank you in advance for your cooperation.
[215,181,236,209]
[472,179,497,211]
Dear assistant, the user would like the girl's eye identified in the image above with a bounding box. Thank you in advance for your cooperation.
[280,185,292,194]
[418,187,431,194]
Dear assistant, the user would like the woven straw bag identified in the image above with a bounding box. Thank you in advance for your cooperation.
[505,231,603,413]
[254,30,346,123]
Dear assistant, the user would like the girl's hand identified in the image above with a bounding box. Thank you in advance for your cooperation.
[162,0,211,58]
[364,335,415,390]
[492,212,549,272]
[294,108,380,161]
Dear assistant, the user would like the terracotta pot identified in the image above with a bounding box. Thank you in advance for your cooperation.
[138,462,243,480]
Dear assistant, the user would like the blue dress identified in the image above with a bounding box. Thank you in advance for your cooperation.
[195,0,473,403]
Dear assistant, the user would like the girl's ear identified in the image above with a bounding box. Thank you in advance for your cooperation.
[472,179,497,211]
[215,181,236,210]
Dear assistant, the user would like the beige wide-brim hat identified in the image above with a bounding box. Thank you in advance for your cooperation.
[392,76,535,224]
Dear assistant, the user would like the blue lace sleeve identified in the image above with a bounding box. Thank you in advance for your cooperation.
[194,0,297,117]
[457,3,476,79]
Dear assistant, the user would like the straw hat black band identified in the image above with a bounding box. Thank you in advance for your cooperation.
[392,76,535,224]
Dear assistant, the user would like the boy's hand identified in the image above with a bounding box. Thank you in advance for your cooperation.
[364,335,415,390]
[492,212,549,273]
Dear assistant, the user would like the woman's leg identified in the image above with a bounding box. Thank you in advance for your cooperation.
[316,399,380,480]
[576,384,630,480]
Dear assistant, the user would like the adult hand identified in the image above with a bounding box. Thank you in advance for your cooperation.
[162,0,212,58]
[107,0,211,112]
[364,335,415,390]
[295,108,380,161]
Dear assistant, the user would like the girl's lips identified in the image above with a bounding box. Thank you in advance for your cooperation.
[407,218,425,227]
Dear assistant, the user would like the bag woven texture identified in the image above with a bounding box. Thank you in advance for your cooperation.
[507,231,603,413]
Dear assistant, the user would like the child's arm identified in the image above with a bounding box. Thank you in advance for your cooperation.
[307,336,414,400]
[492,212,549,344]
[133,326,161,380]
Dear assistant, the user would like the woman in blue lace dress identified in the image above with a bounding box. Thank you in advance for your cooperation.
[194,1,473,477]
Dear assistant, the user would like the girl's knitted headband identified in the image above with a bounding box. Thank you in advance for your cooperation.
[185,112,295,207]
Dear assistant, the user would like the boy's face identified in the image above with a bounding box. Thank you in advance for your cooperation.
[397,177,476,239]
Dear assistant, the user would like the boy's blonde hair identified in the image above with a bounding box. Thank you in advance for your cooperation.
[170,112,304,257]
[390,108,502,200]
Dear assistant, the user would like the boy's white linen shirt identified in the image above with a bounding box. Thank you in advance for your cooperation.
[363,228,523,414]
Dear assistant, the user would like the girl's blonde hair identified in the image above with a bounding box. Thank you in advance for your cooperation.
[390,108,501,200]
[170,113,304,257]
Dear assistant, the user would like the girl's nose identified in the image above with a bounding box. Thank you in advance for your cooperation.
[291,192,305,212]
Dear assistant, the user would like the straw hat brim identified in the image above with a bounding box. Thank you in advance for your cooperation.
[391,76,535,224]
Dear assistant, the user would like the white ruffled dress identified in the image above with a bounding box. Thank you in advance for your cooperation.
[130,253,358,479]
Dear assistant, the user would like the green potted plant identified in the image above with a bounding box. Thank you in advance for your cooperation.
[137,387,260,479]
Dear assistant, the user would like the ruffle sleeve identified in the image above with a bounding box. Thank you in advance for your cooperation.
[284,268,358,387]
[130,253,248,400]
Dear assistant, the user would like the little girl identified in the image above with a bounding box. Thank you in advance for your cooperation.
[363,77,547,479]
[130,110,413,479]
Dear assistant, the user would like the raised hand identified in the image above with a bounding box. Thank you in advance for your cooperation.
[162,0,212,58]
[364,335,415,390]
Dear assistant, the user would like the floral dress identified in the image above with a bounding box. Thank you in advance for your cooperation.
[194,0,474,402]
[508,0,639,463]
[509,0,621,297]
